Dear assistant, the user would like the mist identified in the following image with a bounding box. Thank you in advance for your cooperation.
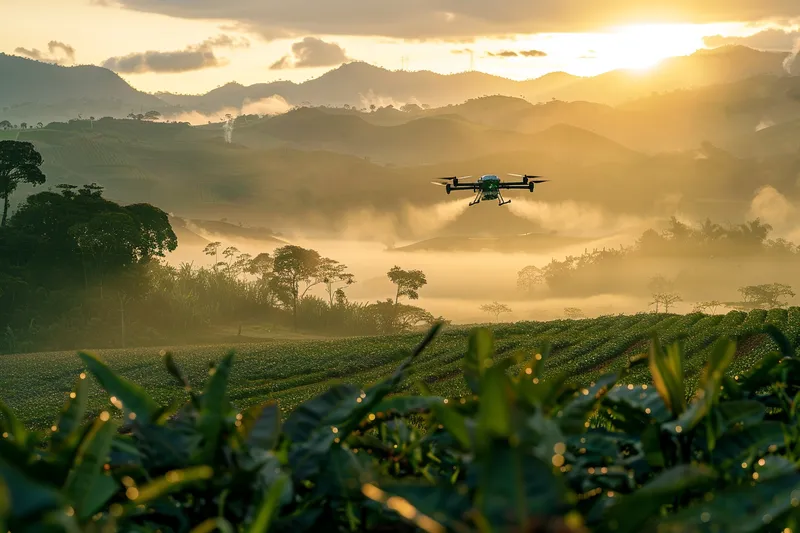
[165,95,293,125]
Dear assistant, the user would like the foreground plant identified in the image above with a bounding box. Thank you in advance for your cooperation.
[2,322,800,532]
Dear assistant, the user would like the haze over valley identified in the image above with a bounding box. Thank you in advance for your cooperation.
[4,10,800,346]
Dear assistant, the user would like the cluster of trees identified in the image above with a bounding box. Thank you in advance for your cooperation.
[0,141,444,352]
[517,216,799,295]
[126,110,161,121]
[649,275,795,314]
[0,120,45,130]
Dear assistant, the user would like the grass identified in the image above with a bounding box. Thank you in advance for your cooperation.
[3,308,797,429]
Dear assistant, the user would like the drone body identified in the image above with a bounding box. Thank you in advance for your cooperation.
[432,174,549,206]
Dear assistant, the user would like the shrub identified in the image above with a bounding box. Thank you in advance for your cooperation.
[2,323,800,532]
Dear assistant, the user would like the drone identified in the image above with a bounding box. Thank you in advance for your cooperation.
[431,174,549,206]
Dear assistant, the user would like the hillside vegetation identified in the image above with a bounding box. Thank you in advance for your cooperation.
[4,309,797,429]
[3,315,800,532]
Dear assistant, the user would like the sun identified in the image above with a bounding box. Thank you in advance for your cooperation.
[601,23,710,71]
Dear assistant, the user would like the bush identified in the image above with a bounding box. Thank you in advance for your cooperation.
[2,323,800,532]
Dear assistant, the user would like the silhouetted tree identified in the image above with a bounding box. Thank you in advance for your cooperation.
[203,241,222,270]
[480,301,512,321]
[271,245,322,329]
[319,257,355,307]
[735,283,795,310]
[517,265,545,295]
[0,141,46,227]
[387,266,427,304]
[693,300,723,314]
[564,307,585,319]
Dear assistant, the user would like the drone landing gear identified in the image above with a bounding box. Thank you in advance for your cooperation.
[498,192,511,206]
[469,190,482,206]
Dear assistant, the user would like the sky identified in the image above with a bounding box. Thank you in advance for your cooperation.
[1,0,799,95]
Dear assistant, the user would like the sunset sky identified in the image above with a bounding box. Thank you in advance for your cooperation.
[2,0,799,94]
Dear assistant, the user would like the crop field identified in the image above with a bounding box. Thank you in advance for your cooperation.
[2,308,798,429]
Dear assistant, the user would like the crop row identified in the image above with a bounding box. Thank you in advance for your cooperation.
[3,308,799,428]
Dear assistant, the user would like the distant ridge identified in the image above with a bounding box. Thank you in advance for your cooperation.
[1,45,796,123]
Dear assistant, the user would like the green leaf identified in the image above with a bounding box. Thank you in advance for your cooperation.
[739,352,782,393]
[670,337,736,434]
[197,351,236,462]
[127,465,214,509]
[63,417,118,521]
[477,364,512,440]
[431,403,471,449]
[368,482,471,532]
[247,476,288,533]
[648,335,686,417]
[52,375,90,453]
[656,472,800,533]
[369,395,444,418]
[283,384,360,443]
[764,324,794,359]
[558,372,620,435]
[464,328,494,394]
[0,456,62,519]
[78,351,161,424]
[475,439,568,529]
[240,401,281,451]
[190,518,236,533]
[0,397,27,447]
[603,464,717,533]
[711,421,786,466]
[163,351,191,389]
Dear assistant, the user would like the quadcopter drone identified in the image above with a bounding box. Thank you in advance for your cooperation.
[431,174,549,206]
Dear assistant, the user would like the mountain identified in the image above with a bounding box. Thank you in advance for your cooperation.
[227,106,641,165]
[156,46,798,113]
[2,46,797,124]
[0,53,170,122]
[548,45,798,105]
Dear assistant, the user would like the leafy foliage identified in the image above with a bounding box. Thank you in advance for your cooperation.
[3,321,800,532]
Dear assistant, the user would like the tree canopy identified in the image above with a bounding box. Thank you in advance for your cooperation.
[0,140,46,226]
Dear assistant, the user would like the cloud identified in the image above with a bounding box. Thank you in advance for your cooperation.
[508,199,654,239]
[111,0,800,40]
[14,40,76,65]
[486,49,547,58]
[704,28,800,50]
[269,37,349,69]
[451,48,473,55]
[520,49,547,57]
[486,50,518,57]
[165,95,293,125]
[101,34,248,74]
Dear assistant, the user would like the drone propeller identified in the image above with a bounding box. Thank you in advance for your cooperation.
[431,181,448,187]
[436,175,472,181]
[508,173,543,179]
[529,179,550,183]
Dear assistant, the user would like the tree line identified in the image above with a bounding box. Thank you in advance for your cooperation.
[0,141,443,352]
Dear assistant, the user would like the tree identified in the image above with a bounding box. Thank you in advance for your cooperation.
[318,257,355,307]
[143,110,161,121]
[648,275,681,313]
[271,245,322,329]
[651,293,682,313]
[693,300,723,314]
[480,302,512,322]
[19,122,27,130]
[387,266,427,304]
[735,284,795,310]
[36,122,43,129]
[564,307,585,319]
[0,141,46,227]
[517,265,545,295]
[203,241,222,270]
[0,121,10,130]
